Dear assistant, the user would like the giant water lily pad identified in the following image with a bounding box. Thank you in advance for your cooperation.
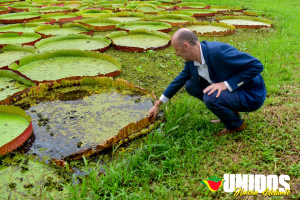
[217,16,273,28]
[98,12,146,22]
[117,21,172,33]
[149,14,196,27]
[135,4,163,14]
[175,2,209,9]
[75,18,120,31]
[30,6,75,14]
[0,44,36,68]
[9,3,42,12]
[157,10,194,17]
[35,34,111,52]
[0,12,40,24]
[181,21,235,36]
[181,9,216,17]
[0,105,33,155]
[35,23,93,38]
[41,12,82,22]
[106,29,171,52]
[0,23,40,34]
[0,33,41,48]
[78,9,112,18]
[9,50,121,82]
[0,154,68,199]
[210,5,230,13]
[12,77,155,160]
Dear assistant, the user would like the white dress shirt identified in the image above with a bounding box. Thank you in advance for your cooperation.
[159,45,232,103]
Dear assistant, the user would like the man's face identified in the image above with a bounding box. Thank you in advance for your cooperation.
[171,38,191,62]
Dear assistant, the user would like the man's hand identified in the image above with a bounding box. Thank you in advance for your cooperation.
[203,82,227,98]
[148,100,163,118]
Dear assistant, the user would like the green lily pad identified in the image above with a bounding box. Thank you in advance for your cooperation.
[117,21,172,32]
[135,4,162,13]
[98,12,146,22]
[0,33,41,47]
[74,18,120,31]
[35,23,92,38]
[217,16,273,28]
[9,50,121,82]
[0,12,40,24]
[30,6,74,14]
[0,154,68,199]
[157,11,194,17]
[0,69,36,102]
[182,21,235,36]
[78,9,112,18]
[0,44,36,68]
[35,34,111,52]
[0,105,33,155]
[175,2,208,9]
[210,5,230,13]
[106,29,171,52]
[149,14,196,27]
[41,12,81,22]
[0,23,40,33]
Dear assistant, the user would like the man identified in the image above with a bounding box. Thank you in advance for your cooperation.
[148,28,267,136]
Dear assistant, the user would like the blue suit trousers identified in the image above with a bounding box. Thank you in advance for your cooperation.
[185,78,260,130]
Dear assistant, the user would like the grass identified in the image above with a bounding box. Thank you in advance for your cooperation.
[58,0,299,199]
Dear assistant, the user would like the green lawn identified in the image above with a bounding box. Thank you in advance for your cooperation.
[65,0,300,199]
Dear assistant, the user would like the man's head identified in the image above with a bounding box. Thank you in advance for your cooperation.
[171,28,199,62]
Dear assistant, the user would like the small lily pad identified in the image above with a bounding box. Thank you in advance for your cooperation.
[181,21,235,36]
[149,14,196,27]
[75,18,120,31]
[217,16,273,28]
[117,21,172,33]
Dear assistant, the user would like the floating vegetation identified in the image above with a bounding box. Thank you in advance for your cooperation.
[0,23,40,34]
[77,9,113,18]
[135,4,163,14]
[98,12,146,22]
[116,21,172,33]
[30,6,75,14]
[9,50,121,82]
[0,6,10,15]
[12,77,158,160]
[106,29,171,52]
[35,34,111,52]
[180,21,235,36]
[0,153,68,199]
[179,9,216,17]
[243,10,265,17]
[175,2,209,9]
[216,16,273,28]
[0,12,41,24]
[209,5,230,14]
[74,18,120,31]
[35,23,93,39]
[41,12,82,23]
[0,105,32,156]
[0,32,42,48]
[149,14,196,27]
[157,10,194,17]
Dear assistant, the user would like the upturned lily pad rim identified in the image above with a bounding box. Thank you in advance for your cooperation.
[0,12,41,24]
[149,14,196,26]
[74,18,120,31]
[34,34,111,52]
[9,49,121,71]
[41,12,82,22]
[0,32,42,48]
[0,105,33,156]
[1,44,36,54]
[180,21,235,36]
[116,21,172,33]
[216,16,273,28]
[175,2,208,7]
[0,23,41,33]
[9,76,157,161]
[34,23,93,38]
[106,28,171,52]
[0,69,36,87]
[157,10,194,17]
[0,5,8,10]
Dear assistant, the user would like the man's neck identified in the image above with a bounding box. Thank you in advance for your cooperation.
[190,42,202,64]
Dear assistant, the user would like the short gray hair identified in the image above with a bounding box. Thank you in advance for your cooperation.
[176,29,198,46]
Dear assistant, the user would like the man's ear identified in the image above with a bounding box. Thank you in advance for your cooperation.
[183,42,189,50]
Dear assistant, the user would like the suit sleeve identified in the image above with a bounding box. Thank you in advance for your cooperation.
[213,44,264,91]
[162,64,191,99]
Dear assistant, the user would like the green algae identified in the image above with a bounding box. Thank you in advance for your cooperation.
[14,85,153,159]
[0,154,68,199]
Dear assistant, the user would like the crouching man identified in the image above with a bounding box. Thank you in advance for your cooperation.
[148,28,267,136]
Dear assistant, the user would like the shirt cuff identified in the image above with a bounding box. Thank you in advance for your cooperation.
[159,94,169,103]
[224,81,233,92]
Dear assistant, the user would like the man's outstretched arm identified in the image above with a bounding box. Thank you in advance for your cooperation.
[148,100,163,118]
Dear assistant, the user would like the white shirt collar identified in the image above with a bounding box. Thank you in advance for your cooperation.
[194,44,205,67]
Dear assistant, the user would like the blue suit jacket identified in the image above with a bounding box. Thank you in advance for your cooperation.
[163,41,267,108]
